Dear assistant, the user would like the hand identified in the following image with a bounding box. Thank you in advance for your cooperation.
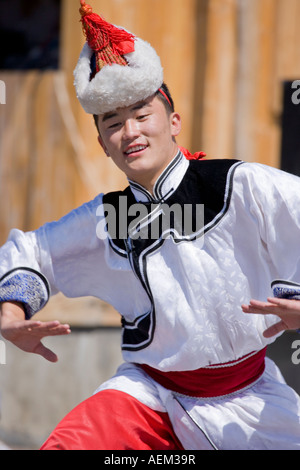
[242,297,300,338]
[0,301,71,362]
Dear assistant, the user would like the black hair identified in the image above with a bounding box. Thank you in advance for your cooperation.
[93,114,100,134]
[93,82,175,134]
[155,83,175,114]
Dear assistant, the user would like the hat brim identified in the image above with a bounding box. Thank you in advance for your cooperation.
[74,38,164,115]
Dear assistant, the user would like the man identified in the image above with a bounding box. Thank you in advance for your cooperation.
[1,1,300,450]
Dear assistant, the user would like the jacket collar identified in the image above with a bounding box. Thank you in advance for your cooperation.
[128,150,189,203]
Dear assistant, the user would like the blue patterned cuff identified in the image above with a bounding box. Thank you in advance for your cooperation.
[0,268,50,319]
[272,280,300,334]
[272,280,300,300]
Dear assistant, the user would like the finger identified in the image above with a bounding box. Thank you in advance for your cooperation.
[267,297,282,303]
[28,321,63,330]
[23,321,59,332]
[241,304,272,315]
[241,300,279,315]
[249,299,276,310]
[33,342,58,363]
[263,320,287,338]
[42,323,71,335]
[267,297,300,309]
[49,326,71,337]
[28,321,71,336]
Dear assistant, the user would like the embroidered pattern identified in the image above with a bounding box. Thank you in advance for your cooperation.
[272,280,300,300]
[0,268,50,319]
[272,280,300,334]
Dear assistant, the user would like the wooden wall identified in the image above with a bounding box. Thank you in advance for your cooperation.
[0,0,300,325]
[192,0,300,164]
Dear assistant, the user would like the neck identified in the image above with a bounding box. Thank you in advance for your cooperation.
[129,149,188,204]
[130,145,179,195]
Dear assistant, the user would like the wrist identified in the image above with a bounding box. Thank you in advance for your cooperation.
[0,301,26,323]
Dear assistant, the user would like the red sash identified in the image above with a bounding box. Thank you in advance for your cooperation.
[141,348,266,398]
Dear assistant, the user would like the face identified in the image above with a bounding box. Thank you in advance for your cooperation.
[96,95,181,193]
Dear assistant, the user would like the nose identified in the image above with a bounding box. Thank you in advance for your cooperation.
[122,118,140,140]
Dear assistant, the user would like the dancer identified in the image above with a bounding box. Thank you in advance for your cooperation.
[1,1,300,450]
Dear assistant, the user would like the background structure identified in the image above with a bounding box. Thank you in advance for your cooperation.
[0,0,300,449]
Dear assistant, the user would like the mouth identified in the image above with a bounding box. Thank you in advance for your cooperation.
[124,144,148,157]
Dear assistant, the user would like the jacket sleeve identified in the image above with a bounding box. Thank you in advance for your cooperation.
[239,163,300,291]
[0,193,105,319]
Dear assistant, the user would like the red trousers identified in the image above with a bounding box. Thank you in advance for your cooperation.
[40,390,184,450]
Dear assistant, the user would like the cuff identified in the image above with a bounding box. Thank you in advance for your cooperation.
[272,280,300,300]
[272,280,300,334]
[0,268,50,319]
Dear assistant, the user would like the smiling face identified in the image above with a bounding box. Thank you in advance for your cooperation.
[96,94,181,193]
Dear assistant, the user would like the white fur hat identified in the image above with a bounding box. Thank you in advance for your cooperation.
[73,1,164,115]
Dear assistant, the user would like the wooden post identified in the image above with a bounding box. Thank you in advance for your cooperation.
[234,0,278,165]
[198,0,238,159]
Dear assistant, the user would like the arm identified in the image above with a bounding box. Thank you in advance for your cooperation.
[238,163,300,338]
[0,301,70,362]
[0,194,104,360]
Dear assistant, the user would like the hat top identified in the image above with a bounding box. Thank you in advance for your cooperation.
[74,0,164,115]
[79,1,135,73]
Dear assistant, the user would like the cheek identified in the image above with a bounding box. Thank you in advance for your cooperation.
[146,119,171,141]
[102,133,122,154]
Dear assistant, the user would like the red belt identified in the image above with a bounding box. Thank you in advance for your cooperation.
[140,348,266,398]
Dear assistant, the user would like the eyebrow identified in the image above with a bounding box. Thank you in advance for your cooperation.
[101,101,149,122]
[102,112,118,123]
[131,101,148,111]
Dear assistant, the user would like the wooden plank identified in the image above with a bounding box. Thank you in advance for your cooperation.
[234,0,279,166]
[200,0,238,159]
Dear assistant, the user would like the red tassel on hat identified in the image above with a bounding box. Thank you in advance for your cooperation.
[179,147,206,160]
[79,0,135,71]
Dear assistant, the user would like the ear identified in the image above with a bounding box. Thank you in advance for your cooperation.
[97,135,110,157]
[170,112,181,138]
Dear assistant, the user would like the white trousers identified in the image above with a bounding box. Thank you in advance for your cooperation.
[95,357,300,450]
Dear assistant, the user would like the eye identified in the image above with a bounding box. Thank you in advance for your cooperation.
[107,121,122,130]
[136,114,149,121]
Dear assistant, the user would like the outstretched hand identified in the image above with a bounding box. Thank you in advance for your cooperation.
[0,301,71,362]
[242,297,300,338]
